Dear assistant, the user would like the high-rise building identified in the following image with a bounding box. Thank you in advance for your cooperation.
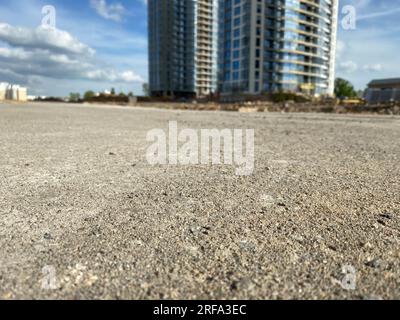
[148,0,219,98]
[218,0,338,96]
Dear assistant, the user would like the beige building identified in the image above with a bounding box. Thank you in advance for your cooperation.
[196,0,218,97]
[0,83,28,102]
[0,83,7,100]
[17,87,28,102]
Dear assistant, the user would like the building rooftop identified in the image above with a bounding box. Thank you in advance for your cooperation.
[368,78,400,87]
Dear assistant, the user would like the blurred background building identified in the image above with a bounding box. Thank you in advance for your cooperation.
[0,82,6,100]
[0,82,28,102]
[364,78,400,105]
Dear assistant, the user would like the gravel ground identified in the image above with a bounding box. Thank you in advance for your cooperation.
[0,102,399,300]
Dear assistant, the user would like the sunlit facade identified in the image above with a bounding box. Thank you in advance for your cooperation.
[218,0,338,96]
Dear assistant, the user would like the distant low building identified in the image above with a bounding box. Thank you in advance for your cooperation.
[6,85,27,101]
[0,82,7,100]
[0,82,28,102]
[17,87,28,101]
[365,78,400,104]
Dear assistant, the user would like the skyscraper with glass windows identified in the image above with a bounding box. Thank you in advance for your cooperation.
[218,0,338,96]
[148,0,219,98]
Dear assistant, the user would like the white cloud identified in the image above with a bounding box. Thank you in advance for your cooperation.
[90,0,126,22]
[362,64,383,72]
[119,71,144,82]
[358,7,400,21]
[337,61,383,74]
[335,40,345,60]
[86,69,143,82]
[338,61,358,73]
[0,23,95,56]
[336,0,400,89]
[0,23,144,88]
[0,47,32,59]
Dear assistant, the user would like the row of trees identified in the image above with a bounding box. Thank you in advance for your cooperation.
[69,88,137,102]
[83,90,135,100]
[69,81,358,102]
[69,83,151,102]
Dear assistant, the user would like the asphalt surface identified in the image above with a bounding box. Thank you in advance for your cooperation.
[0,102,399,300]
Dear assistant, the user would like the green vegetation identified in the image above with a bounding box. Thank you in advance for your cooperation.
[83,90,95,101]
[69,92,81,102]
[142,83,149,96]
[334,78,357,99]
[269,92,310,103]
[79,88,137,103]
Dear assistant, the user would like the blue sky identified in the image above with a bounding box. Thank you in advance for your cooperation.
[337,0,400,91]
[0,0,399,96]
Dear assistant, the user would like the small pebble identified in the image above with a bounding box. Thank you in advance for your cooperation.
[380,213,392,220]
[365,259,382,269]
[43,233,52,240]
[377,220,386,226]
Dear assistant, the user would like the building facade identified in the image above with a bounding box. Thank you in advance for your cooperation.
[365,78,400,105]
[148,0,219,98]
[0,83,6,100]
[0,82,27,102]
[218,0,338,96]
